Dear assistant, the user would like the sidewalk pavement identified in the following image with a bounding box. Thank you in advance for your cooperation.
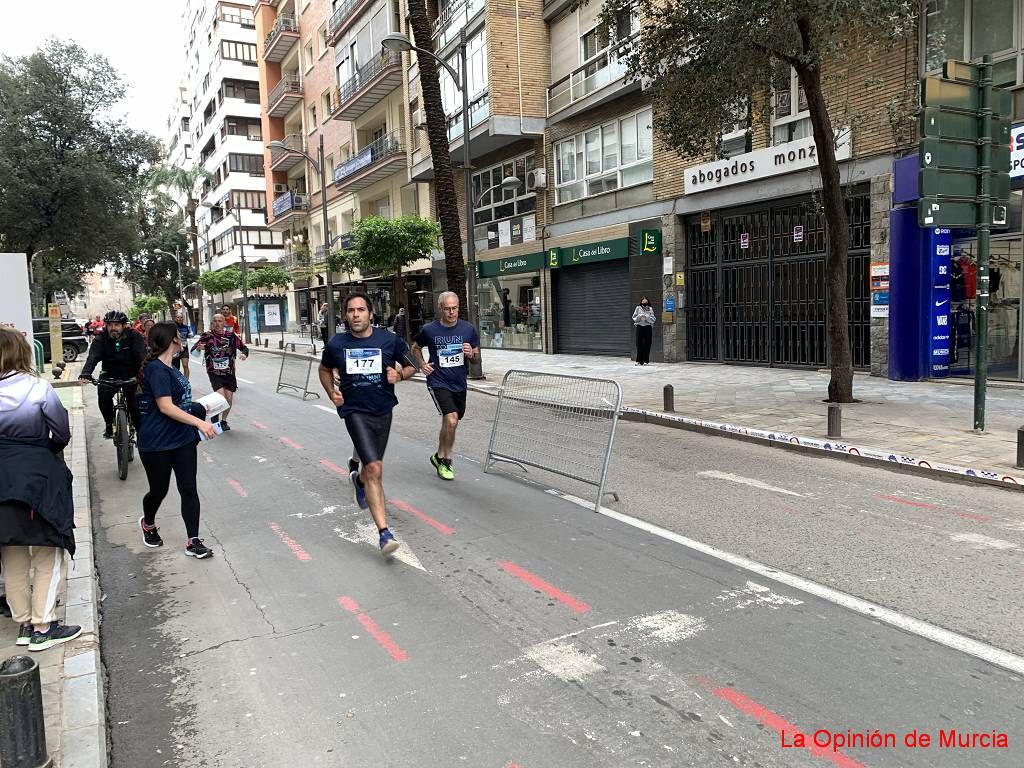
[263,331,1024,487]
[0,387,106,768]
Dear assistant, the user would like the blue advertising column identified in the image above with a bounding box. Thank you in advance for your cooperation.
[888,207,927,380]
[926,228,952,377]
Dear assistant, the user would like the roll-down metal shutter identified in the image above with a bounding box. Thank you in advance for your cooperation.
[554,259,632,355]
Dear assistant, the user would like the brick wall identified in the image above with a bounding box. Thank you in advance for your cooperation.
[486,0,549,119]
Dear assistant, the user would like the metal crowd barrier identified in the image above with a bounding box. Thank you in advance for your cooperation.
[485,369,622,511]
[275,351,321,400]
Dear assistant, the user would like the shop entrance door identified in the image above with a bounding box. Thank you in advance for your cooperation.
[685,188,871,369]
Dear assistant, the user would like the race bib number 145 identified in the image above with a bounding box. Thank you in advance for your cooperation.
[346,348,383,375]
[439,343,463,368]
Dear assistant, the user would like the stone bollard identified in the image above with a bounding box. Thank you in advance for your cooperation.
[663,384,674,413]
[827,402,842,439]
[1016,425,1024,470]
[0,655,52,767]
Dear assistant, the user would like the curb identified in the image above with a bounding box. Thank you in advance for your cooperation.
[252,348,1024,492]
[63,406,108,767]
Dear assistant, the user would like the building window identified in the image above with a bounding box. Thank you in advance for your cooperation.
[305,42,314,72]
[223,79,260,103]
[924,0,1021,87]
[308,103,317,131]
[318,24,328,56]
[554,107,653,204]
[228,153,265,175]
[223,117,262,141]
[238,228,285,246]
[771,65,811,145]
[221,40,257,63]
[472,152,538,249]
[321,91,332,123]
[230,190,267,212]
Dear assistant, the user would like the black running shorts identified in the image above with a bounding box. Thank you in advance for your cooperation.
[344,411,393,465]
[431,388,467,420]
[208,372,238,393]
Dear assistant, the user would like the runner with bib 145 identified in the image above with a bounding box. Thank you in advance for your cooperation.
[411,291,480,481]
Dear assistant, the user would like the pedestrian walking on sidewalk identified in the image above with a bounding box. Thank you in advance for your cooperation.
[0,327,82,651]
[411,291,480,481]
[137,322,219,559]
[632,296,656,366]
[194,314,248,432]
[318,293,415,557]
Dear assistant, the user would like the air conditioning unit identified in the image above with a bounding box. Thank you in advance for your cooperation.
[528,168,547,190]
[273,183,288,194]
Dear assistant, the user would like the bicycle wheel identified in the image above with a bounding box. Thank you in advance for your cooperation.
[116,408,129,481]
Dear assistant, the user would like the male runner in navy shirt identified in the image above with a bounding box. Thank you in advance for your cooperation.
[319,293,415,556]
[411,291,480,481]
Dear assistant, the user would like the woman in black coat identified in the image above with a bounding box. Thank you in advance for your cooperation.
[0,327,81,651]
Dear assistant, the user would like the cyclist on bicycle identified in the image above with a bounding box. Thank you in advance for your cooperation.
[78,310,146,439]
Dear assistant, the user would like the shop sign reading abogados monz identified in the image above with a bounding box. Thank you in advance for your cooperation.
[685,131,852,194]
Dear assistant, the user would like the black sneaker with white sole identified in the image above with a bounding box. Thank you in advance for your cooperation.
[185,538,213,558]
[16,623,32,646]
[29,621,82,652]
[139,517,163,547]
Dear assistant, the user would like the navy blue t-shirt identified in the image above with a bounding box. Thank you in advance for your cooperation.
[138,360,197,452]
[321,327,410,417]
[414,320,480,393]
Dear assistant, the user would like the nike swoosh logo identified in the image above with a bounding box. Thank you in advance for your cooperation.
[935,300,949,308]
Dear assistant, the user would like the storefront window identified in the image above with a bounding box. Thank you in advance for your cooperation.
[477,273,543,350]
[950,189,1023,380]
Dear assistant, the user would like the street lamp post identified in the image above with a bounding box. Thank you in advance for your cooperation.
[268,134,336,340]
[383,31,487,378]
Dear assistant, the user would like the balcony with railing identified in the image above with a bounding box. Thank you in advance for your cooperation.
[432,0,484,50]
[330,50,403,121]
[327,0,374,46]
[268,76,303,118]
[264,14,299,62]
[446,92,490,142]
[546,43,637,121]
[332,131,405,193]
[270,191,309,228]
[269,133,306,172]
[281,247,312,272]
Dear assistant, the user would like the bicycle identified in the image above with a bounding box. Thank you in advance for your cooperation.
[85,377,137,481]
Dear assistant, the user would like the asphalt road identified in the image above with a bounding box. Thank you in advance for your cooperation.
[89,352,1024,767]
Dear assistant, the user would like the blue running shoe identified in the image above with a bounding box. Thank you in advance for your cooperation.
[379,529,399,557]
[350,470,368,510]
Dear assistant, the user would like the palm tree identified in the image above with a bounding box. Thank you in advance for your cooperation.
[406,0,468,313]
[147,164,215,329]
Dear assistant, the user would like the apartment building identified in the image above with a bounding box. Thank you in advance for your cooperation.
[257,0,431,330]
[168,0,286,330]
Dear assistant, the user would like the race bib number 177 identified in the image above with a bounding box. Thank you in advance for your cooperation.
[346,348,383,375]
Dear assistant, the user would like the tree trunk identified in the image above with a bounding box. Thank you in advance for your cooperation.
[406,0,467,312]
[799,61,853,403]
[186,199,205,331]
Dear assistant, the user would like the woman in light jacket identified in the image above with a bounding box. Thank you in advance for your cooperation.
[0,326,81,651]
[632,296,656,366]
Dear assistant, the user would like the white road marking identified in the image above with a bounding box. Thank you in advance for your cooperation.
[525,640,604,682]
[544,621,619,644]
[697,470,803,497]
[333,524,426,571]
[290,505,340,519]
[999,519,1024,532]
[625,611,706,642]
[236,376,255,384]
[949,532,1018,551]
[546,489,1024,677]
[715,581,804,611]
[252,456,267,463]
[314,404,337,415]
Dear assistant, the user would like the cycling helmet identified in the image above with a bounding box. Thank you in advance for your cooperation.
[103,310,129,324]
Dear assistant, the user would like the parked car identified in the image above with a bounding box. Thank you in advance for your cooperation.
[32,318,89,362]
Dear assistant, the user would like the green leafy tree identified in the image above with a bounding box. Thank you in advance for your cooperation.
[0,39,162,311]
[602,0,915,402]
[128,295,169,322]
[198,268,241,306]
[146,164,215,328]
[246,265,292,292]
